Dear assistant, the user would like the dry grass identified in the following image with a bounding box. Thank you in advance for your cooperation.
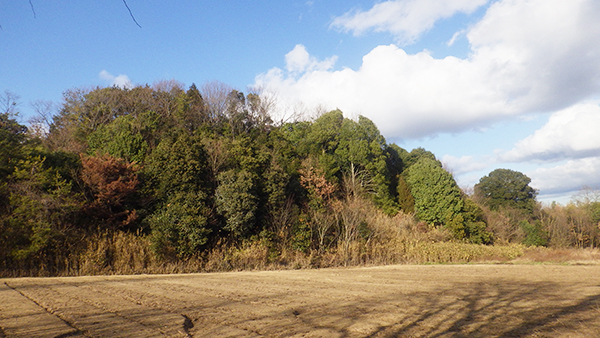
[516,247,600,264]
[4,201,600,277]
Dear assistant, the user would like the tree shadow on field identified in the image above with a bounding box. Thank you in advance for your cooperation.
[6,274,600,337]
[361,281,600,337]
[269,281,600,338]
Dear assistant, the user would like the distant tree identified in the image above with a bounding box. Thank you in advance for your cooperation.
[462,198,493,244]
[0,90,20,116]
[143,133,212,256]
[403,147,438,170]
[405,158,464,227]
[299,163,336,252]
[520,219,548,246]
[386,144,408,175]
[175,83,208,131]
[0,108,27,181]
[306,110,344,163]
[405,157,492,243]
[385,143,407,192]
[474,169,538,214]
[335,115,398,213]
[572,186,600,225]
[80,154,140,230]
[295,110,398,213]
[147,191,210,258]
[201,81,233,125]
[86,115,148,163]
[1,155,83,269]
[396,175,414,213]
[28,99,55,139]
[215,169,258,237]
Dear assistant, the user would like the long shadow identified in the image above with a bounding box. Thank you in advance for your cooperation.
[357,281,600,337]
[248,279,600,337]
[5,272,600,337]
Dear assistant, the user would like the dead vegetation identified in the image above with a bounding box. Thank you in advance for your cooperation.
[4,197,590,278]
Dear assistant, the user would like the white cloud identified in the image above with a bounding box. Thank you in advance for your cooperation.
[256,44,511,139]
[502,102,600,162]
[99,70,133,89]
[441,154,491,175]
[256,0,600,140]
[446,30,465,47]
[466,0,600,112]
[330,0,487,45]
[529,158,600,196]
[285,44,337,74]
[501,101,600,201]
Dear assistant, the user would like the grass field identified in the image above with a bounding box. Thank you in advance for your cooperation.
[2,264,600,337]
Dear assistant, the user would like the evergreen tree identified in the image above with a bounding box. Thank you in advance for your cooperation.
[475,169,538,215]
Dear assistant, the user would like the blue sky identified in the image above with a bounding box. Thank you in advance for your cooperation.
[2,0,600,204]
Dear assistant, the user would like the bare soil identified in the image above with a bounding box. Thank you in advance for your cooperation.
[2,264,600,337]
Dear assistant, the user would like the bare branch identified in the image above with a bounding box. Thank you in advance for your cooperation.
[1,90,20,116]
[29,0,36,19]
[122,0,142,28]
[28,99,54,138]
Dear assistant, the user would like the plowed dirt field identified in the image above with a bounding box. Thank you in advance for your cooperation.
[2,264,600,337]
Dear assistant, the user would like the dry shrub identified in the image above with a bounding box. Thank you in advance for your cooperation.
[541,203,600,248]
[483,207,525,244]
[202,240,315,272]
[17,194,594,277]
[78,231,158,275]
[517,247,600,264]
[403,242,525,264]
[77,231,207,275]
[303,203,526,266]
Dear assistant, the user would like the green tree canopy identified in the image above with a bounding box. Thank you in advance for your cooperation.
[405,157,464,228]
[405,157,491,243]
[0,111,27,181]
[474,168,538,214]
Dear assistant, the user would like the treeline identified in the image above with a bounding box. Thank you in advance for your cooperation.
[1,83,599,275]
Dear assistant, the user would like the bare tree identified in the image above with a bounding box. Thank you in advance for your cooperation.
[27,99,54,138]
[573,186,600,206]
[1,90,20,116]
[152,79,185,117]
[201,81,232,124]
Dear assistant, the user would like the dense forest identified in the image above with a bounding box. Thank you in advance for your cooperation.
[1,83,600,276]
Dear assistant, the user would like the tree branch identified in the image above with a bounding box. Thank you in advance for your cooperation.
[29,0,36,19]
[122,0,142,28]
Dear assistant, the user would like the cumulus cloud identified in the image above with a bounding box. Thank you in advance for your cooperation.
[529,158,600,196]
[330,0,487,45]
[99,70,133,89]
[441,154,491,175]
[502,102,600,162]
[499,101,600,200]
[285,44,338,74]
[256,45,511,139]
[467,0,600,112]
[255,0,600,140]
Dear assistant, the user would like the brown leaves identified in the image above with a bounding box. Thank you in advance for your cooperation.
[299,166,335,203]
[80,154,140,229]
[81,154,139,205]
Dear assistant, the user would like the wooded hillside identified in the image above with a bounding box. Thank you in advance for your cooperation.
[1,84,599,276]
